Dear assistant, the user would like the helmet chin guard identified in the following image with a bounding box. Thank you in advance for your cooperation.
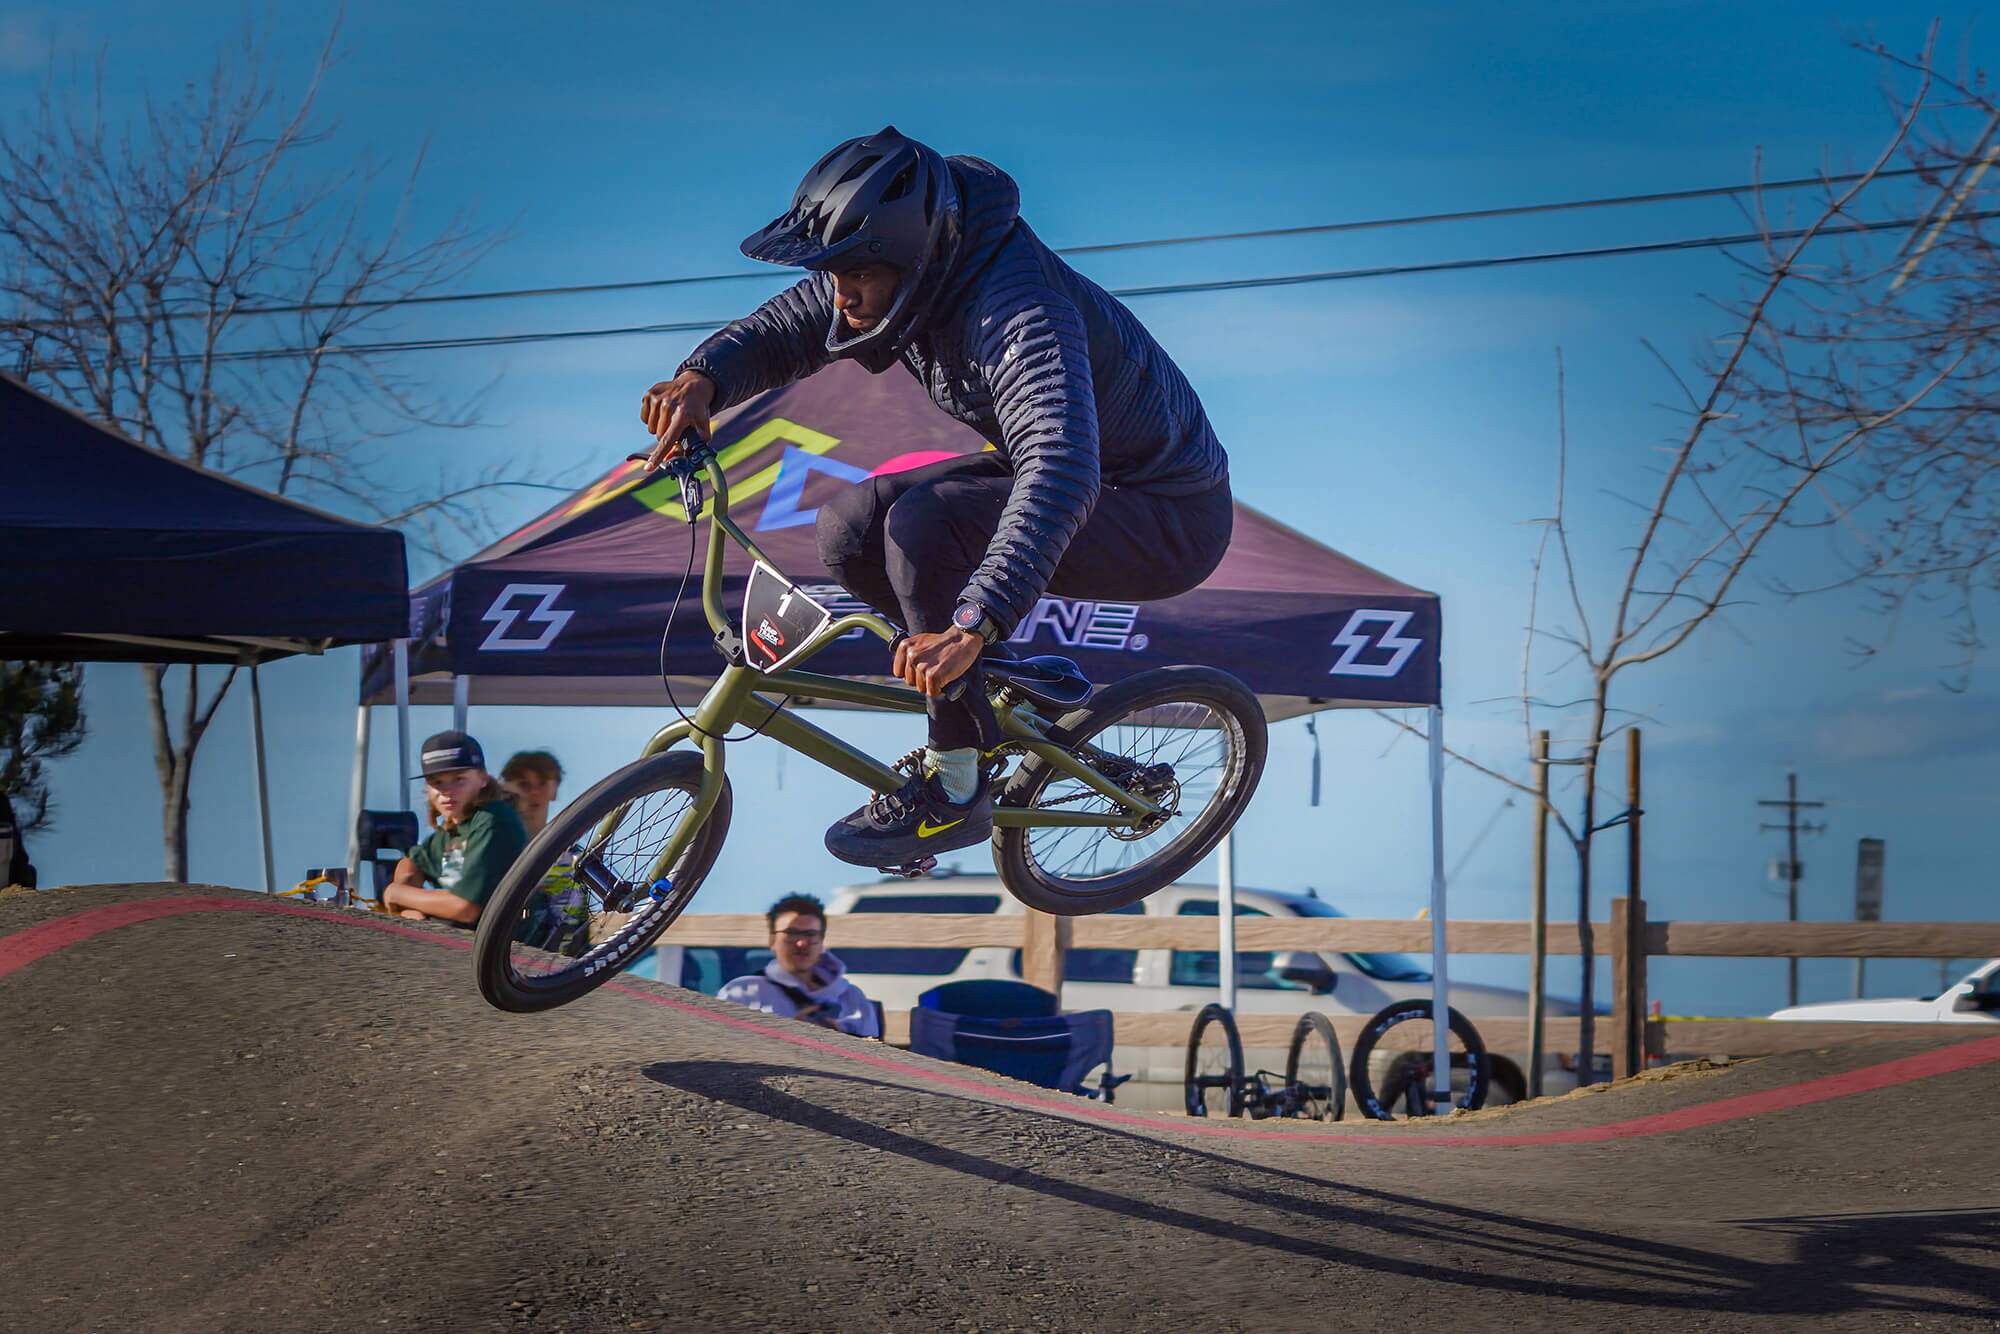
[740,126,961,366]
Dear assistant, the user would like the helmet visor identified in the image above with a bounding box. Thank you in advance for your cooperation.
[740,215,872,272]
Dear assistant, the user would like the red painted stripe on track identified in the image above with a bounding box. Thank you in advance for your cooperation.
[7,895,1998,1148]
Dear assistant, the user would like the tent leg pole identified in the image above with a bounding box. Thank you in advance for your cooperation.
[346,701,371,897]
[248,662,275,894]
[1428,704,1451,1115]
[394,639,412,814]
[1218,829,1237,1014]
[452,674,469,733]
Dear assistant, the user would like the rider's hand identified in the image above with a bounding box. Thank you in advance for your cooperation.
[894,628,984,696]
[638,371,717,470]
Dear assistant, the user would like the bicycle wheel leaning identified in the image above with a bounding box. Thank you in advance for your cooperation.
[995,665,1267,915]
[1183,1003,1245,1118]
[1347,999,1489,1121]
[1284,1011,1346,1121]
[474,750,732,1014]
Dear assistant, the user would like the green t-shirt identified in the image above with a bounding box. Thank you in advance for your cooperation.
[407,801,529,915]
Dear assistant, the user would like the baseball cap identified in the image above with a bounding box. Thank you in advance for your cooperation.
[417,730,485,778]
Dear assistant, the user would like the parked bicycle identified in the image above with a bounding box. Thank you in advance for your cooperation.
[1183,1004,1345,1121]
[474,433,1268,1013]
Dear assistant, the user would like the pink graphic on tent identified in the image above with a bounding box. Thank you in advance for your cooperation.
[872,450,962,477]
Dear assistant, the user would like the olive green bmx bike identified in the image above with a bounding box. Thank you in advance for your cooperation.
[474,432,1268,1013]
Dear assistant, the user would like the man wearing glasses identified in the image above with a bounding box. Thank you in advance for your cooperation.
[719,893,882,1038]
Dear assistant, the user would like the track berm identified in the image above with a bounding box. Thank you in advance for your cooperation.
[4,885,1996,1332]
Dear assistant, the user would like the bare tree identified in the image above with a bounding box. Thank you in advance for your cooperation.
[0,27,549,878]
[1381,29,1959,1078]
[1744,42,2000,683]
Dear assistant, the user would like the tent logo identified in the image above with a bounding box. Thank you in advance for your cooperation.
[480,584,574,652]
[1008,599,1147,652]
[1328,609,1420,678]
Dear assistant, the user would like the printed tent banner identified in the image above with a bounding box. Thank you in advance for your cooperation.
[361,359,1438,720]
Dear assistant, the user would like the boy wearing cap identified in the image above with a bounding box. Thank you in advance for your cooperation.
[383,731,529,927]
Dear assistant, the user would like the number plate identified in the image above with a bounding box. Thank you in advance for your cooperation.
[741,561,833,673]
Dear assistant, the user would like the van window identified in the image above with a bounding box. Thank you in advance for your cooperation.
[1008,899,1142,984]
[1168,900,1304,990]
[1286,897,1430,981]
[835,893,1002,976]
[681,946,774,996]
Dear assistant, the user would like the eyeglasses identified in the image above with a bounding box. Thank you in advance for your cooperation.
[774,928,824,943]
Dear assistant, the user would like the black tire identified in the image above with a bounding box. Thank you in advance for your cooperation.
[1347,999,1489,1121]
[995,666,1267,915]
[1183,1003,1245,1118]
[474,751,731,1013]
[1284,1011,1346,1121]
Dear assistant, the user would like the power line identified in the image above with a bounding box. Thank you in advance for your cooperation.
[151,205,2000,366]
[1062,166,1924,255]
[16,165,1928,325]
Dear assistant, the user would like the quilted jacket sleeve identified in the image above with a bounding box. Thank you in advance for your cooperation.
[677,276,837,413]
[961,285,1101,635]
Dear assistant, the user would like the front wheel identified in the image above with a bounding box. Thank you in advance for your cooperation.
[995,665,1267,915]
[474,750,731,1013]
[1285,1011,1346,1121]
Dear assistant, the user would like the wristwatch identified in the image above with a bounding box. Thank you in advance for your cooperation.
[952,600,1002,645]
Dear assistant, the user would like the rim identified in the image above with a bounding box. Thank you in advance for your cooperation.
[503,780,705,990]
[1025,696,1243,886]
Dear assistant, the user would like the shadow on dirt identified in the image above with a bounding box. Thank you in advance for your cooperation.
[642,1059,2000,1320]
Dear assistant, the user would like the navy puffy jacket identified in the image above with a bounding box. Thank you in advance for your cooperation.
[678,157,1229,637]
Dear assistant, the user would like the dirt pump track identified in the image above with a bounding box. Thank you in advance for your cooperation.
[3,885,1997,1333]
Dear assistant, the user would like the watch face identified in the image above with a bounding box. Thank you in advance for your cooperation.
[953,603,982,631]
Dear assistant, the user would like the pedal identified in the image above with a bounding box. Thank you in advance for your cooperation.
[876,856,939,879]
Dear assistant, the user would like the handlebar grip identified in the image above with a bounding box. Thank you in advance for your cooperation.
[888,631,977,702]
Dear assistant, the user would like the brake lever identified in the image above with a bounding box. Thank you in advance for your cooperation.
[627,427,711,526]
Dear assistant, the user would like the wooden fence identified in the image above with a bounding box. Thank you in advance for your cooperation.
[656,903,2000,1073]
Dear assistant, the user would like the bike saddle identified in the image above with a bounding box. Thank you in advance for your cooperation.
[981,653,1093,711]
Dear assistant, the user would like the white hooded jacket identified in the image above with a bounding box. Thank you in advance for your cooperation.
[718,951,881,1039]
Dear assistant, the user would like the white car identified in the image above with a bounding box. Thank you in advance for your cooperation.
[812,871,1587,1101]
[1769,958,2000,1023]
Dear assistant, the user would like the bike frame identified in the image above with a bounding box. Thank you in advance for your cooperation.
[604,445,1167,883]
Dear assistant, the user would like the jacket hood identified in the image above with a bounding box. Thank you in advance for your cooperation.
[763,951,854,1003]
[933,156,1021,311]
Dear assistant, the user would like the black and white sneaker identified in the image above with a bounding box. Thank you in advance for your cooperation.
[824,772,993,869]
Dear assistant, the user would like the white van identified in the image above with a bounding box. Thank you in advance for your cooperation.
[814,870,1586,1100]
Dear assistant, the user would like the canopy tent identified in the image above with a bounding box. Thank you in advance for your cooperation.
[351,360,1459,1111]
[359,360,1438,717]
[0,372,410,891]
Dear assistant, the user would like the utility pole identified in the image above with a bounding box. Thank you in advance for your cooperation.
[1758,772,1827,1008]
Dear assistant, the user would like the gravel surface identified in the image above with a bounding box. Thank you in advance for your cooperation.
[3,884,1997,1333]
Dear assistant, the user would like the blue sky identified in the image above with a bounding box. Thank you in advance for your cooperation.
[8,2,1997,1015]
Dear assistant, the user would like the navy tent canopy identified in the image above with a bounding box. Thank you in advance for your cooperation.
[360,360,1439,720]
[0,373,409,663]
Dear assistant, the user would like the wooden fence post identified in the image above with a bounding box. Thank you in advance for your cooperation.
[1610,897,1632,1080]
[1020,909,1070,999]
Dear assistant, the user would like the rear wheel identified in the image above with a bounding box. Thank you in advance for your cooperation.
[1347,999,1489,1121]
[995,666,1267,915]
[1284,1011,1346,1121]
[1183,1003,1245,1118]
[474,751,731,1013]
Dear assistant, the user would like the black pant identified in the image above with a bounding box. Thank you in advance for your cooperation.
[814,452,1233,749]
